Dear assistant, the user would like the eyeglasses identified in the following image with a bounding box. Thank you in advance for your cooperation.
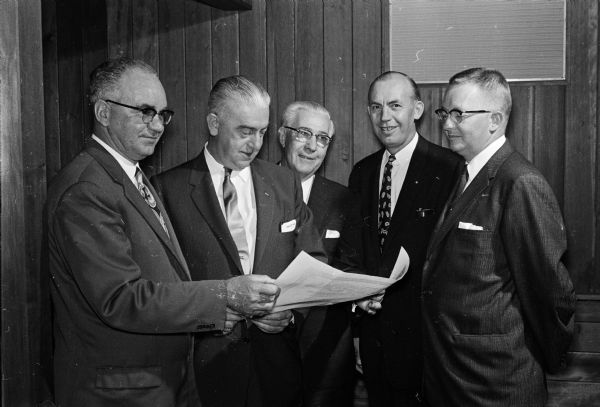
[284,126,332,148]
[104,99,174,125]
[434,108,491,124]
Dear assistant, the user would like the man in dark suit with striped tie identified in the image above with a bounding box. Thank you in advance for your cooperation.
[337,71,462,406]
[153,76,327,407]
[46,58,280,407]
[278,101,355,407]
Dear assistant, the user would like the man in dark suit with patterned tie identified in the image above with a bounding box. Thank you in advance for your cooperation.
[278,101,354,407]
[338,71,462,406]
[422,67,576,406]
[46,58,281,407]
[153,76,327,407]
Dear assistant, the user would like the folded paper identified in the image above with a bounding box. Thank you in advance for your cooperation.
[273,248,410,312]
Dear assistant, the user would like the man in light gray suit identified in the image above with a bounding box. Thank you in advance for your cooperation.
[422,67,576,406]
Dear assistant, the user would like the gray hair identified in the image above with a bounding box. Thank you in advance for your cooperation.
[281,101,334,136]
[368,71,421,102]
[448,67,512,117]
[88,57,157,104]
[208,75,270,115]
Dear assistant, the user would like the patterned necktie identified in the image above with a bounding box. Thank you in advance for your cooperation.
[135,168,169,238]
[378,154,396,249]
[223,168,251,274]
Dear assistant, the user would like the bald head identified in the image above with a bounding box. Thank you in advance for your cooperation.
[368,71,421,103]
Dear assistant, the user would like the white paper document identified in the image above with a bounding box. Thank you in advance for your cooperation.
[273,248,410,312]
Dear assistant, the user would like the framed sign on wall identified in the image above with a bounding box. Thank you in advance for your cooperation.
[389,0,566,83]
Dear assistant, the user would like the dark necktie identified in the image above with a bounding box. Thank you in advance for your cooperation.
[454,164,469,201]
[223,168,251,274]
[135,168,169,238]
[378,154,396,249]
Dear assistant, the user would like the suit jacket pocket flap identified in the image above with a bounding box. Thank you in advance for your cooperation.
[96,366,162,389]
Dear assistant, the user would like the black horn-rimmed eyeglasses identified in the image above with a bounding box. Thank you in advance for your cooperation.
[104,99,174,125]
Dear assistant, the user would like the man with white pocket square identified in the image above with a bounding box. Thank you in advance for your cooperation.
[152,76,327,407]
[423,67,576,406]
[278,101,355,406]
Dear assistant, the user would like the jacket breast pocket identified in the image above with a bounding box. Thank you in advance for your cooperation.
[95,366,162,389]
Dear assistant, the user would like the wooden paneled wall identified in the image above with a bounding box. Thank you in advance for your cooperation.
[0,0,588,405]
[2,0,50,405]
[42,0,390,186]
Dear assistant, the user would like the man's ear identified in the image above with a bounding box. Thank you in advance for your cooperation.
[489,111,503,132]
[95,100,110,126]
[206,113,219,136]
[413,100,425,121]
[278,127,287,149]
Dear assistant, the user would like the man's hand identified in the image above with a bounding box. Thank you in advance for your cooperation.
[356,290,385,315]
[251,310,293,334]
[222,307,244,335]
[226,275,280,318]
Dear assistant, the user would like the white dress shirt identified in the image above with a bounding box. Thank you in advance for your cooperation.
[301,175,315,204]
[204,146,257,274]
[378,132,419,215]
[463,135,506,192]
[92,134,139,186]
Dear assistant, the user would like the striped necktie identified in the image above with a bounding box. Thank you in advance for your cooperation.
[223,168,251,274]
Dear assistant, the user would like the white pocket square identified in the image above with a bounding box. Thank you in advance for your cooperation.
[280,219,297,233]
[458,221,484,231]
[325,229,340,239]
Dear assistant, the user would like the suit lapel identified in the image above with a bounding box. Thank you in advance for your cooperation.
[425,141,515,266]
[367,149,385,252]
[252,162,276,270]
[86,141,191,280]
[307,175,328,232]
[189,153,245,274]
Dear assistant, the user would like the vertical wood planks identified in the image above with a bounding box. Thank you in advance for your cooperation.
[239,0,267,86]
[158,0,187,173]
[295,0,324,103]
[507,85,534,161]
[239,0,268,159]
[185,0,213,159]
[43,0,61,179]
[323,0,353,184]
[106,0,132,58]
[266,0,295,163]
[564,1,598,293]
[533,85,565,206]
[352,0,383,163]
[211,8,240,79]
[18,0,52,401]
[132,0,159,68]
[2,0,36,403]
[82,0,108,138]
[56,0,85,165]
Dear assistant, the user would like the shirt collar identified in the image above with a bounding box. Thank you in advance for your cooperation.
[204,143,251,182]
[384,131,419,163]
[92,134,139,184]
[466,135,506,180]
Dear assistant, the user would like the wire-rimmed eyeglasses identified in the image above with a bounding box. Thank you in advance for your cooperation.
[104,99,175,125]
[284,126,332,148]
